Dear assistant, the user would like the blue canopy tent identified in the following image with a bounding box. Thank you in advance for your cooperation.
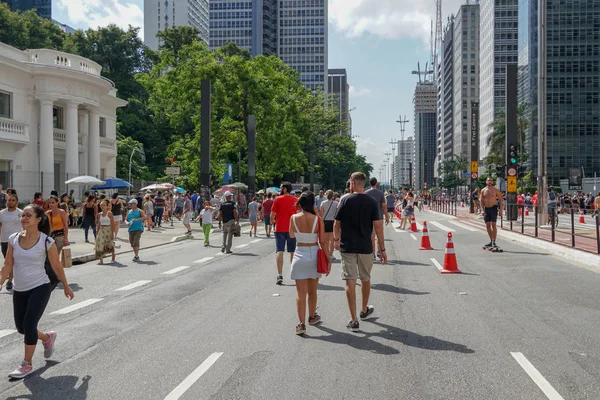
[91,178,133,190]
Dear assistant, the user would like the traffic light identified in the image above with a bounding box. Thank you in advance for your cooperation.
[496,164,506,178]
[509,144,518,165]
[518,165,527,179]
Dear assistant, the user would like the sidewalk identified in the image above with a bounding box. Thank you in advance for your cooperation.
[67,219,250,264]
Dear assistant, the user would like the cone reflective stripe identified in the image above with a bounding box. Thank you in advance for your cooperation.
[579,211,585,223]
[409,214,418,232]
[419,221,434,250]
[441,232,461,274]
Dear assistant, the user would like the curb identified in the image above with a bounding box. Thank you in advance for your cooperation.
[72,222,251,265]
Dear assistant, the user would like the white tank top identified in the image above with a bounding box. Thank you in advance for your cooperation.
[292,215,319,244]
[9,232,52,292]
[99,213,111,226]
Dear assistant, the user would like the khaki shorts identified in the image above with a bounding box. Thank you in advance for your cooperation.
[341,253,374,281]
[183,212,192,225]
[129,230,143,248]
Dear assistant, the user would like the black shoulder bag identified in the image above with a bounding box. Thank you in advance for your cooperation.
[44,236,61,290]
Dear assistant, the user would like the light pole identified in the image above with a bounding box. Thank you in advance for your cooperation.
[396,115,409,187]
[128,146,144,197]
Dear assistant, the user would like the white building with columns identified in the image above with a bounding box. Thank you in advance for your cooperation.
[0,42,127,199]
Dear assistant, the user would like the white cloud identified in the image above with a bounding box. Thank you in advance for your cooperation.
[329,0,465,43]
[349,85,372,97]
[55,0,144,38]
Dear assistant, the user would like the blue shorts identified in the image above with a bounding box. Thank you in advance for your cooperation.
[275,232,296,253]
[263,215,271,226]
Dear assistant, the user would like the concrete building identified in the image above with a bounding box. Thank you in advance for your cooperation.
[209,0,277,56]
[519,0,600,186]
[327,69,350,135]
[278,0,328,92]
[413,82,438,190]
[144,0,210,51]
[479,0,519,159]
[453,4,480,160]
[395,137,414,188]
[439,16,455,166]
[2,0,51,19]
[0,42,127,198]
[53,19,76,34]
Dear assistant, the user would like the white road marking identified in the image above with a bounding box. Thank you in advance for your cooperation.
[164,352,223,400]
[410,234,418,241]
[393,225,407,233]
[115,280,152,291]
[235,244,249,249]
[510,352,565,400]
[416,222,424,231]
[448,220,479,232]
[250,239,263,243]
[428,221,456,232]
[430,258,443,271]
[162,266,191,275]
[0,329,17,339]
[50,298,104,315]
[193,257,214,264]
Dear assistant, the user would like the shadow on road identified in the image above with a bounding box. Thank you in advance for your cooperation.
[57,282,83,292]
[386,260,431,266]
[371,283,429,295]
[310,318,474,355]
[318,284,344,291]
[231,253,257,257]
[135,260,158,265]
[7,361,91,400]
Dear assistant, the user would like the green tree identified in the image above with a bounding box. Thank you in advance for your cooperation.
[484,103,531,167]
[0,4,66,50]
[441,155,468,193]
[116,136,151,181]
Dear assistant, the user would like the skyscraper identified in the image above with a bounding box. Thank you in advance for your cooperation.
[327,69,350,135]
[144,0,210,51]
[278,0,328,92]
[414,82,438,190]
[479,0,519,159]
[2,0,51,19]
[520,0,600,185]
[209,0,277,56]
[395,137,414,188]
[439,16,455,165]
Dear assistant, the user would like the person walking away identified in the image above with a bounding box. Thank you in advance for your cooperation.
[126,199,146,262]
[174,193,184,220]
[153,191,166,227]
[0,193,22,290]
[32,192,44,209]
[45,196,69,263]
[290,191,330,335]
[385,191,395,221]
[248,197,260,237]
[315,190,325,211]
[195,201,214,247]
[334,172,387,332]
[82,195,98,243]
[319,190,338,258]
[261,193,274,238]
[365,177,389,258]
[95,200,115,264]
[182,193,193,235]
[0,184,6,211]
[0,203,74,379]
[143,195,154,232]
[479,177,503,248]
[218,192,238,254]
[271,182,298,285]
[547,187,558,224]
[110,193,124,239]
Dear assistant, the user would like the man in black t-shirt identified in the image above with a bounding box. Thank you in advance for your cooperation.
[334,172,387,332]
[218,191,239,253]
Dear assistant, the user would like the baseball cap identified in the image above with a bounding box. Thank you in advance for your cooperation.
[224,191,233,197]
[291,190,297,195]
[128,199,138,204]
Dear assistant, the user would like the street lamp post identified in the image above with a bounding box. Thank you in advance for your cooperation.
[128,147,144,197]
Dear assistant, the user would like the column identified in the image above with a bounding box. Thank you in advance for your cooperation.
[39,99,54,195]
[79,111,89,175]
[65,101,79,182]
[88,107,100,178]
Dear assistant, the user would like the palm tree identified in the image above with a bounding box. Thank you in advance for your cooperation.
[485,103,530,166]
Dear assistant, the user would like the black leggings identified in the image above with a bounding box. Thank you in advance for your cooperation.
[13,284,52,345]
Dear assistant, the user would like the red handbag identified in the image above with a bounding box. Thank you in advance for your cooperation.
[316,218,329,275]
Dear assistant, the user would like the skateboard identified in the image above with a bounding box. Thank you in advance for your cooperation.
[482,246,503,253]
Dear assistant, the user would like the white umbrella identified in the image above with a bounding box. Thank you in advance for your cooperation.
[140,183,170,191]
[65,175,105,185]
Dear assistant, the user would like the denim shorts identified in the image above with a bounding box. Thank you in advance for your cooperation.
[263,215,271,226]
[275,232,296,253]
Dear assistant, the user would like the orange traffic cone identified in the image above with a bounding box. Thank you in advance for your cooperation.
[579,211,585,223]
[441,232,461,274]
[409,214,418,232]
[525,207,529,216]
[419,221,434,250]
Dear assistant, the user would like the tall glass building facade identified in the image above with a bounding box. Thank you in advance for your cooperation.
[2,0,51,19]
[414,83,438,190]
[520,0,600,185]
[144,0,209,50]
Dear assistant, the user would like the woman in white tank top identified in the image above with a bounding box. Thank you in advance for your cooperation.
[289,192,330,336]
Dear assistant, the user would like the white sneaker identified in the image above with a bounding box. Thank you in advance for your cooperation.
[8,361,33,379]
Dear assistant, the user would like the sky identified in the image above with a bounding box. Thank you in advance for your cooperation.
[52,0,464,182]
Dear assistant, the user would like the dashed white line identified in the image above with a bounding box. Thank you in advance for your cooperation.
[162,266,191,275]
[510,352,565,400]
[164,352,223,400]
[430,258,443,271]
[235,244,249,249]
[250,239,263,243]
[410,234,418,241]
[0,329,17,339]
[115,280,152,291]
[448,220,479,232]
[50,298,104,315]
[416,222,424,231]
[193,257,214,264]
[428,221,456,232]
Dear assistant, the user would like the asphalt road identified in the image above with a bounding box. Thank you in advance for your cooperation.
[1,211,599,400]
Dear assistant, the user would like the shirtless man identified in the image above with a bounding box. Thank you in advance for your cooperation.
[480,177,503,248]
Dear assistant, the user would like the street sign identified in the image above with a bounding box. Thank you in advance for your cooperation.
[568,167,582,190]
[471,161,478,173]
[165,166,181,175]
[507,167,517,177]
[463,172,471,177]
[507,176,517,192]
[471,172,478,179]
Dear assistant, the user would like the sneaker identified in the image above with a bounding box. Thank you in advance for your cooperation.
[484,242,493,248]
[296,323,306,335]
[43,331,56,359]
[346,320,360,332]
[226,251,233,254]
[6,281,13,290]
[8,361,33,379]
[308,313,322,325]
[221,247,225,253]
[276,276,283,285]
[133,256,140,262]
[360,305,375,320]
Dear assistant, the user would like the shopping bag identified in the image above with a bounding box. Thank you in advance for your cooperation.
[61,248,73,269]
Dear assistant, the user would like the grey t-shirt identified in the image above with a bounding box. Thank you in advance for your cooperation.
[365,188,386,219]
